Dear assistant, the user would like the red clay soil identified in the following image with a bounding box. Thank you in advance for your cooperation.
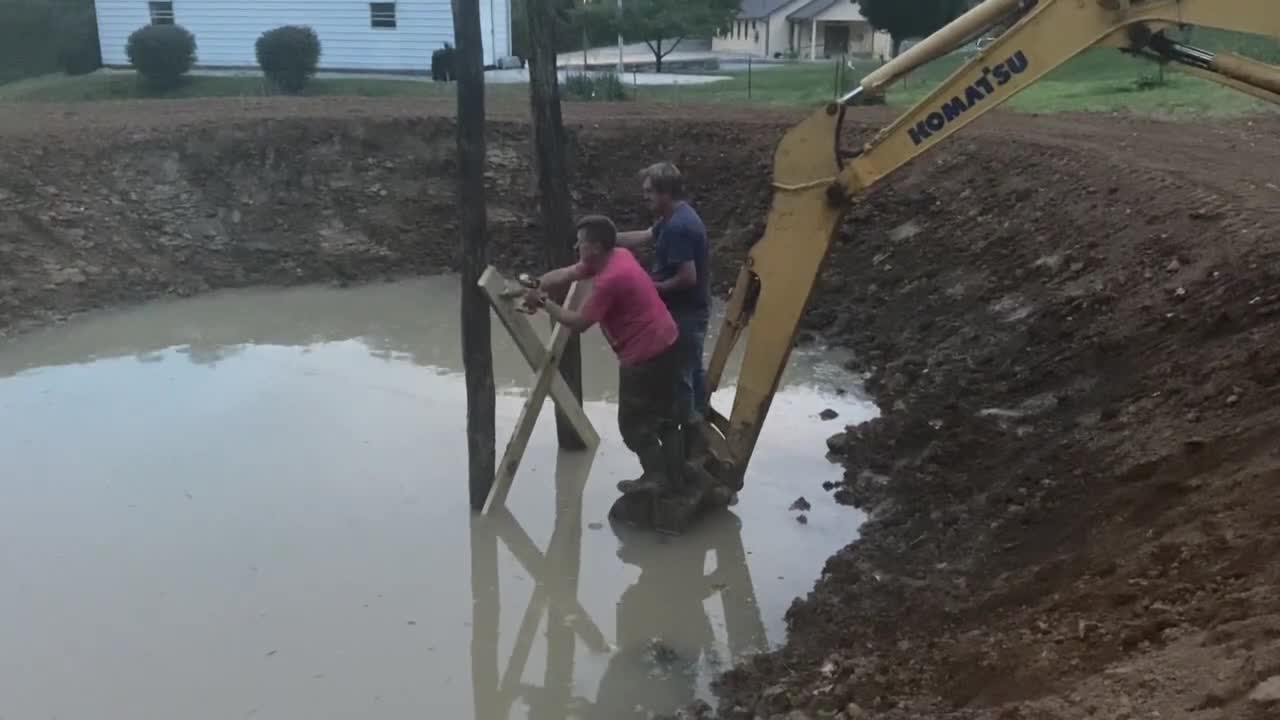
[2,98,1280,719]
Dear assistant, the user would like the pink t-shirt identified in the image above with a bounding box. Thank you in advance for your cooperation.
[577,248,678,367]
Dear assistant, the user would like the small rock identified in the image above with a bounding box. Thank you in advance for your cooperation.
[796,514,808,525]
[1070,260,1086,273]
[887,220,921,243]
[1226,394,1240,407]
[844,703,868,719]
[790,497,812,512]
[826,432,849,455]
[588,522,603,530]
[1250,675,1280,704]
[819,408,839,421]
[1166,258,1182,273]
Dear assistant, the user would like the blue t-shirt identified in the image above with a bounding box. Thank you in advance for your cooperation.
[651,202,710,314]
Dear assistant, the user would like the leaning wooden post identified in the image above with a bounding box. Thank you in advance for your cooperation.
[526,0,586,451]
[453,0,496,509]
[477,267,598,513]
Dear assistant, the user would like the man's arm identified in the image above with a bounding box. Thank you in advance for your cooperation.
[538,263,586,296]
[527,280,608,334]
[655,260,696,294]
[617,227,653,250]
[653,226,699,295]
[542,297,592,333]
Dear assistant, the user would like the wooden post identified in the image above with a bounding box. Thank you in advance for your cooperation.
[453,0,496,510]
[525,0,587,451]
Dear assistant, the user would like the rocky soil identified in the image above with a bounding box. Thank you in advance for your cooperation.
[2,97,1280,719]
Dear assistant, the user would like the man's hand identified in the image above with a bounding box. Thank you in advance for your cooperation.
[522,287,547,313]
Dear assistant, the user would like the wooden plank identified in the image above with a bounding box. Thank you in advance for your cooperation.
[478,266,598,449]
[484,280,584,513]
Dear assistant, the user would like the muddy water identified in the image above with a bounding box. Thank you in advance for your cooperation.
[0,276,876,720]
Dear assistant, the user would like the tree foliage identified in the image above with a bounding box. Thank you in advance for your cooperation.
[0,0,101,84]
[575,0,738,71]
[859,0,969,55]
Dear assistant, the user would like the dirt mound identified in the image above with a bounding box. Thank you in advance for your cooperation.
[3,99,1280,719]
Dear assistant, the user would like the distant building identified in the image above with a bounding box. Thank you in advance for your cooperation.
[713,0,891,60]
[94,0,512,72]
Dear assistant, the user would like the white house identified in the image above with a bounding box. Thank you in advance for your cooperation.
[95,0,512,72]
[713,0,891,60]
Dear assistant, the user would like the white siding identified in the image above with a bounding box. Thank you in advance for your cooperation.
[711,0,808,58]
[96,0,511,72]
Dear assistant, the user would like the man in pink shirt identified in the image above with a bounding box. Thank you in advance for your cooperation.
[524,215,684,495]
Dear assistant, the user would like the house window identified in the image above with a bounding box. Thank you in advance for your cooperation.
[370,2,397,29]
[148,1,174,25]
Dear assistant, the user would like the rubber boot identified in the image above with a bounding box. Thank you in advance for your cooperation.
[617,444,668,495]
[661,424,686,493]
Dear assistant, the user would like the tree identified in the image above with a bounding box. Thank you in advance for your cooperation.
[576,0,738,73]
[525,0,588,450]
[452,0,497,509]
[859,0,969,57]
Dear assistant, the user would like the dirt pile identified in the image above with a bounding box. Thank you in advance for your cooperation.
[2,99,1280,719]
[712,116,1280,719]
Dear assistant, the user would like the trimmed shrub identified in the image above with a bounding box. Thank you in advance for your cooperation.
[431,44,455,82]
[125,24,196,90]
[563,71,627,102]
[255,25,321,94]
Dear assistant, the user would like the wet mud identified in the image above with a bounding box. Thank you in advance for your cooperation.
[2,98,1280,719]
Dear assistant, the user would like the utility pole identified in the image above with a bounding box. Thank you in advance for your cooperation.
[453,0,497,508]
[616,0,624,73]
[527,0,587,450]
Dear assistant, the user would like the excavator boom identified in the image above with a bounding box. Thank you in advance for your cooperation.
[695,0,1280,492]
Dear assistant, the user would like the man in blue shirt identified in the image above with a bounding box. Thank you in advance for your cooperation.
[618,162,711,428]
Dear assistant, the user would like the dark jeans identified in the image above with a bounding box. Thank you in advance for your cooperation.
[618,341,682,463]
[672,307,710,422]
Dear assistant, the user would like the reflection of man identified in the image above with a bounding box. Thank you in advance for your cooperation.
[590,517,719,720]
[618,162,711,428]
[526,215,685,494]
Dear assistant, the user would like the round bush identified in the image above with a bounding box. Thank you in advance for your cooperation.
[256,25,321,93]
[126,24,196,90]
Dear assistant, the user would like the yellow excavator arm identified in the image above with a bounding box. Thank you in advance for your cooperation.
[698,0,1280,491]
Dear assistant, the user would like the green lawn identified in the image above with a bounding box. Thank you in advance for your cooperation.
[640,46,1276,118]
[0,71,458,102]
[2,29,1276,119]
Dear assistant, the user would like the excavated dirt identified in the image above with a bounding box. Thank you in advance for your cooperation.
[3,98,1280,719]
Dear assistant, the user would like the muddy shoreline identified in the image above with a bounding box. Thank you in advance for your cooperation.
[3,99,1280,719]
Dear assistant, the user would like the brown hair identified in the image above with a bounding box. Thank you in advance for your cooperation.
[575,214,617,250]
[640,161,684,198]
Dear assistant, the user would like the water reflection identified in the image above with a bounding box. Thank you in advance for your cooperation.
[470,446,768,720]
